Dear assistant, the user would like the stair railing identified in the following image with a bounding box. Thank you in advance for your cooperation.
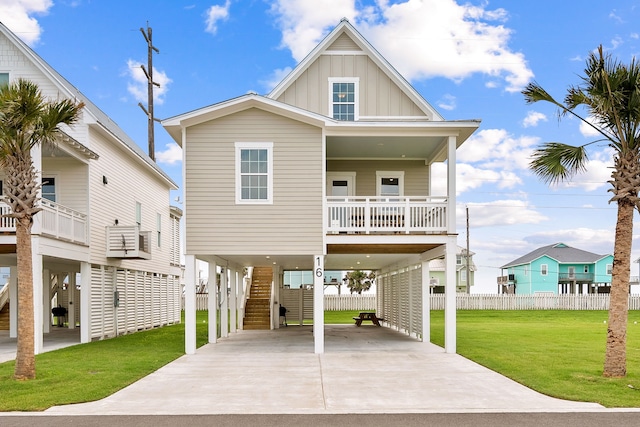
[0,283,8,313]
[240,267,253,328]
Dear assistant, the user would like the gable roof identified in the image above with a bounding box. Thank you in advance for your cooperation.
[501,243,610,269]
[0,21,177,190]
[268,18,444,121]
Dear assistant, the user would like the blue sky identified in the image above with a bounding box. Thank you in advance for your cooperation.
[3,0,640,293]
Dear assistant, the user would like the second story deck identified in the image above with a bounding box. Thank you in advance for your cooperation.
[326,196,447,235]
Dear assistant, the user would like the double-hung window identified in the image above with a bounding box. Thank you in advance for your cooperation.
[329,78,358,121]
[235,142,273,204]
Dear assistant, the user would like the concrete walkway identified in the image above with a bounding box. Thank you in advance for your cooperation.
[0,328,81,364]
[35,325,603,415]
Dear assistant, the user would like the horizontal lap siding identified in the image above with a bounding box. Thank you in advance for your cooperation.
[278,54,426,118]
[42,157,88,213]
[185,108,323,255]
[327,160,429,196]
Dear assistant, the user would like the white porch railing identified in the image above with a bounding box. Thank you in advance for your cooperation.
[0,200,88,245]
[326,196,447,234]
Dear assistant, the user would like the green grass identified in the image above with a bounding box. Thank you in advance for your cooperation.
[429,310,640,408]
[0,311,210,411]
[2,310,640,410]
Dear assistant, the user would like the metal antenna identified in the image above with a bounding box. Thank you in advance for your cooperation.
[138,23,160,161]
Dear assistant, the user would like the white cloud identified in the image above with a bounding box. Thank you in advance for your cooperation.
[458,128,538,171]
[579,115,603,137]
[554,148,613,192]
[156,143,182,165]
[125,59,172,105]
[522,111,547,128]
[270,0,534,92]
[0,0,53,46]
[430,161,523,196]
[458,200,548,228]
[261,67,293,92]
[205,0,231,35]
[437,94,456,111]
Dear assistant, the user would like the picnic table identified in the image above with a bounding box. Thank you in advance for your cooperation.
[352,312,384,327]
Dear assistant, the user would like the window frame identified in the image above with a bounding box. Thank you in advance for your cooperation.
[541,264,548,276]
[606,263,613,275]
[376,171,404,197]
[42,176,57,203]
[135,201,142,228]
[235,142,273,205]
[156,212,162,247]
[328,77,359,121]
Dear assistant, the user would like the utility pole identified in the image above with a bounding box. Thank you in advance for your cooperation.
[466,205,471,294]
[138,23,160,161]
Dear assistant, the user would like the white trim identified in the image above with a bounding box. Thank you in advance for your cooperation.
[375,171,404,197]
[326,171,356,196]
[328,77,359,121]
[235,142,274,205]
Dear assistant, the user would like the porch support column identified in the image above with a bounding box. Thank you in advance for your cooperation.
[444,237,457,354]
[208,261,218,343]
[229,267,237,333]
[43,270,51,334]
[80,262,90,343]
[68,272,76,329]
[421,260,430,343]
[32,243,43,355]
[220,267,228,338]
[184,254,197,355]
[9,266,17,338]
[447,135,457,234]
[313,255,324,354]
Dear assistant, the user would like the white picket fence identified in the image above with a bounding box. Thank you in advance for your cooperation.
[183,293,640,311]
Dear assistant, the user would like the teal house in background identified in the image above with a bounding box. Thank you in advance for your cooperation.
[498,243,613,295]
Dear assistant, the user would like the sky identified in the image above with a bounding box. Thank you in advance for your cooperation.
[2,0,640,293]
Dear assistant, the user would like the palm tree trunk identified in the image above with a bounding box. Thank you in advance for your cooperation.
[14,217,35,380]
[603,199,633,377]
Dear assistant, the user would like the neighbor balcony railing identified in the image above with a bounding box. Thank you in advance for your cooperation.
[558,272,595,282]
[0,200,88,245]
[326,196,447,234]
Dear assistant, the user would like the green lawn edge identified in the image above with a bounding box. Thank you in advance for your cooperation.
[1,310,640,410]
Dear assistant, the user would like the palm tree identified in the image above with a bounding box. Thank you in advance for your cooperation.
[0,78,83,380]
[522,46,640,377]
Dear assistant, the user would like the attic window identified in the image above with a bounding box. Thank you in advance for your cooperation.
[329,78,358,121]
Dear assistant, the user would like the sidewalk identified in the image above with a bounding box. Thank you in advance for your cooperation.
[39,325,603,415]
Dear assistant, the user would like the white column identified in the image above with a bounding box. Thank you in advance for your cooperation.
[9,266,17,338]
[237,270,244,331]
[184,254,197,354]
[447,136,457,234]
[208,261,218,343]
[220,267,228,338]
[229,268,237,333]
[43,270,51,334]
[421,260,430,343]
[80,262,91,343]
[32,246,43,355]
[313,255,324,354]
[444,238,457,354]
[68,272,76,329]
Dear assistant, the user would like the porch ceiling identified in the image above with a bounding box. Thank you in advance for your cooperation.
[326,135,445,160]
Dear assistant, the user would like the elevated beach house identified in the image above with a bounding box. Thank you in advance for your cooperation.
[498,243,613,294]
[0,21,182,352]
[163,19,480,354]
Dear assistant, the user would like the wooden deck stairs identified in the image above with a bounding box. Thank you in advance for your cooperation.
[0,303,9,331]
[243,267,272,330]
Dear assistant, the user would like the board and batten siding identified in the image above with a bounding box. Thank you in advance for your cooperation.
[327,160,429,196]
[276,54,427,119]
[185,108,323,255]
[87,127,174,273]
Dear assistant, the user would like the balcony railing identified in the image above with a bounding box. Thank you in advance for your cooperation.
[558,273,595,282]
[326,196,447,234]
[0,200,88,245]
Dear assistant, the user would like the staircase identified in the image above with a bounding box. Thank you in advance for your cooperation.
[243,267,272,330]
[0,303,8,330]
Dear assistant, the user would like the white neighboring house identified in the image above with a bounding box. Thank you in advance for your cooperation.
[0,21,182,352]
[163,19,480,354]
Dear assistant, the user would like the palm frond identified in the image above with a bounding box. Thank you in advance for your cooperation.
[529,143,589,184]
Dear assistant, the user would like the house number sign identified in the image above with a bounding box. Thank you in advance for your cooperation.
[315,256,323,277]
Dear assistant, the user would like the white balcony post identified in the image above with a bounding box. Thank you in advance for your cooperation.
[444,237,457,353]
[220,267,228,338]
[229,267,237,333]
[184,254,197,354]
[313,255,324,354]
[208,261,218,343]
[447,136,457,234]
[421,260,430,343]
[80,262,90,343]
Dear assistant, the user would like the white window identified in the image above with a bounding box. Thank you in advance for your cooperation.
[329,78,359,121]
[606,264,613,275]
[584,265,589,273]
[42,177,56,202]
[541,264,548,276]
[376,171,404,197]
[0,73,8,87]
[461,269,467,282]
[235,142,273,204]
